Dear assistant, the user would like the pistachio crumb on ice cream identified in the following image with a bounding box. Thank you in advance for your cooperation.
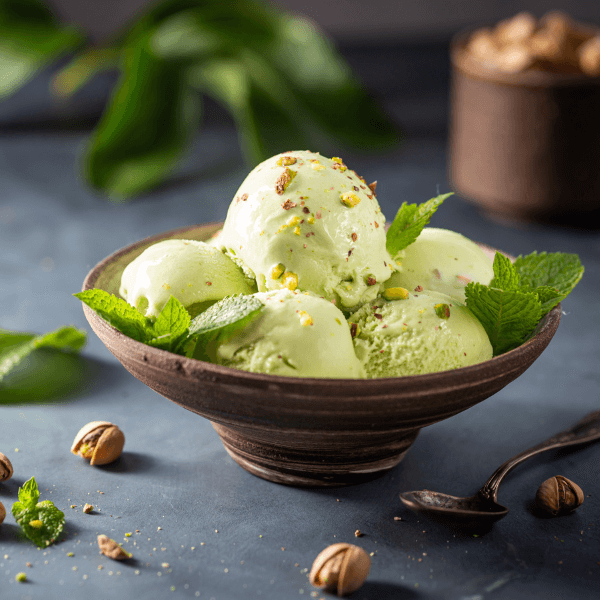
[217,151,395,310]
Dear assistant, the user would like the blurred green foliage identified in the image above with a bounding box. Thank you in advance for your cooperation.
[0,0,400,199]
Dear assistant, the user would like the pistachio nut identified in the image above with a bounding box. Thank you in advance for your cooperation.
[97,535,132,560]
[536,475,584,517]
[0,452,13,482]
[71,421,125,466]
[309,543,371,597]
[0,500,6,525]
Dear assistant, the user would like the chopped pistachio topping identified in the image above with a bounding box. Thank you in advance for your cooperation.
[298,311,313,327]
[434,303,451,319]
[29,520,43,529]
[275,168,296,195]
[307,216,315,224]
[340,192,361,207]
[383,287,410,300]
[270,263,285,280]
[281,272,299,291]
[276,156,297,166]
[310,161,326,171]
[293,226,301,236]
[350,323,360,338]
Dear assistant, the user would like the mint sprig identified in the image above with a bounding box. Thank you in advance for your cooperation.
[74,290,190,353]
[187,295,265,361]
[12,477,65,547]
[386,193,452,257]
[0,326,86,384]
[465,251,583,355]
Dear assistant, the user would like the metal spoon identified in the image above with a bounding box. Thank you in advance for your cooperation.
[400,409,600,525]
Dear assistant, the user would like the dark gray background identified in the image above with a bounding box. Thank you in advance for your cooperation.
[1,4,600,600]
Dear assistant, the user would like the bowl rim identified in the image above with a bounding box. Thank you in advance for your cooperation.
[82,222,561,392]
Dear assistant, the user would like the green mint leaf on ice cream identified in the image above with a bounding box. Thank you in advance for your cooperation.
[186,295,265,361]
[12,477,65,547]
[74,290,190,353]
[386,193,452,257]
[0,326,86,384]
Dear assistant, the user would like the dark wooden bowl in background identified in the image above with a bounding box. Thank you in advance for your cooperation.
[82,223,561,487]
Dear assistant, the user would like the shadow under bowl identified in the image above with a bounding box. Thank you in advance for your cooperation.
[82,223,561,487]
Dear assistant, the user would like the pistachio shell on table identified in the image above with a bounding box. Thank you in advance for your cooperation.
[0,452,13,482]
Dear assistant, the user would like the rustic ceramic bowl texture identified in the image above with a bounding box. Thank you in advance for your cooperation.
[449,28,600,228]
[82,224,561,487]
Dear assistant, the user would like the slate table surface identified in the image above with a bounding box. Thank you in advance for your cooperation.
[1,42,599,600]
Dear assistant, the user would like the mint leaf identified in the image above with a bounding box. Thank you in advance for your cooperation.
[386,193,452,257]
[75,289,192,354]
[513,252,584,316]
[12,477,65,547]
[186,295,264,360]
[146,295,191,352]
[0,326,86,384]
[465,283,542,356]
[75,289,151,341]
[17,476,40,507]
[489,252,520,290]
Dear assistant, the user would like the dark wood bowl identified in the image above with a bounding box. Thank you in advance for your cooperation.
[82,223,561,487]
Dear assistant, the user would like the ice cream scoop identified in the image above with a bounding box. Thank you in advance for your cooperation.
[210,289,365,379]
[120,239,256,318]
[350,289,492,377]
[386,227,494,302]
[216,151,394,311]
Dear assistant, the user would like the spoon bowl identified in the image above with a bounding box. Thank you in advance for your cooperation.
[400,409,600,523]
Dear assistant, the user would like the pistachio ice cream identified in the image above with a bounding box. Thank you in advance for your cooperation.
[386,228,494,302]
[120,239,256,318]
[351,289,493,378]
[210,289,365,379]
[217,151,395,311]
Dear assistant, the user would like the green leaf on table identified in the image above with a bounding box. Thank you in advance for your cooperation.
[0,0,83,98]
[0,325,86,384]
[186,294,264,361]
[386,193,452,257]
[12,477,65,547]
[82,34,202,199]
[74,289,191,353]
[465,283,542,356]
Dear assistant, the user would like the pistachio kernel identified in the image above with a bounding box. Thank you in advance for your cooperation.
[434,303,451,319]
[270,263,285,280]
[383,287,410,300]
[340,192,361,207]
[350,323,360,339]
[276,156,297,166]
[365,276,377,286]
[275,168,296,194]
[29,520,43,529]
[83,503,94,514]
[97,535,132,561]
[281,272,298,291]
[298,311,313,327]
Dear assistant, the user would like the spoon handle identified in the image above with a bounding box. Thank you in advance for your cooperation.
[479,409,600,502]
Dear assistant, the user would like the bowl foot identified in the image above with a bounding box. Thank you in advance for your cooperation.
[212,423,420,487]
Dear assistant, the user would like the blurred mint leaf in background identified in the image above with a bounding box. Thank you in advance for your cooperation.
[0,0,83,98]
[0,0,400,199]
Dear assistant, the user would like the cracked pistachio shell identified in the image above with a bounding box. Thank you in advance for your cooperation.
[309,543,371,597]
[71,421,125,466]
[97,535,132,560]
[0,500,6,525]
[0,452,13,482]
[536,475,584,516]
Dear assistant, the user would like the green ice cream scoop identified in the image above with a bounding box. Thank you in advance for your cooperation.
[212,289,365,379]
[120,239,256,318]
[217,151,395,311]
[350,290,492,378]
[386,228,494,302]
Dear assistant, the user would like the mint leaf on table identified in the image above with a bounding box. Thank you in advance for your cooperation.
[0,326,86,384]
[386,193,453,257]
[185,295,264,361]
[12,477,65,547]
[465,283,542,356]
[513,252,584,316]
[75,290,191,353]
